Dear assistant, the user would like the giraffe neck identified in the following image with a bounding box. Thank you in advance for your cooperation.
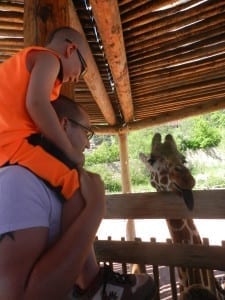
[151,170,209,289]
[151,170,202,244]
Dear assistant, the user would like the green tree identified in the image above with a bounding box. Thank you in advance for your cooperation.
[179,116,221,150]
[85,136,119,166]
[127,128,154,159]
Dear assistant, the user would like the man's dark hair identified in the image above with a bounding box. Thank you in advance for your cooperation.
[28,95,86,172]
[51,94,85,121]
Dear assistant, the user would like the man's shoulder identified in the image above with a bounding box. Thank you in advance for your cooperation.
[0,165,42,183]
[0,166,52,197]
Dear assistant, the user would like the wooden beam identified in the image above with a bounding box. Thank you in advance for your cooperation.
[90,0,134,123]
[105,190,225,219]
[23,0,116,125]
[92,98,225,134]
[94,240,225,271]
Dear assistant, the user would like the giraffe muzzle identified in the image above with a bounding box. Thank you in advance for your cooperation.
[173,183,194,210]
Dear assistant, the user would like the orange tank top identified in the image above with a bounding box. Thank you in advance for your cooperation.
[0,46,63,164]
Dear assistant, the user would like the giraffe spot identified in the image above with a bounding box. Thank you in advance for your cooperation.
[160,176,168,185]
[151,181,157,188]
[155,173,159,182]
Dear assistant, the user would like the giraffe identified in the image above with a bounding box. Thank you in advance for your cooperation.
[139,133,218,296]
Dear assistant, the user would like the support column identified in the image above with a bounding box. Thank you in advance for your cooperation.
[118,133,136,241]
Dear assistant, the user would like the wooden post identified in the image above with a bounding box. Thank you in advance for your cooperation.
[118,133,135,239]
[119,133,131,194]
[89,0,134,123]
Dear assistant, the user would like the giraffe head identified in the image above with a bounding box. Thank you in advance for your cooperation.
[139,133,195,210]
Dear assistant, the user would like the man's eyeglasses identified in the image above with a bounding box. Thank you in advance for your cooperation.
[65,38,87,78]
[68,118,94,140]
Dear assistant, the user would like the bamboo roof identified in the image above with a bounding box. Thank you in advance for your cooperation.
[1,0,225,134]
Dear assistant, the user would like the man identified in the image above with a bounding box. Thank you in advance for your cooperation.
[0,95,155,299]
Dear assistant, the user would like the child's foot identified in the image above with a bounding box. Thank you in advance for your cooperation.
[72,264,156,299]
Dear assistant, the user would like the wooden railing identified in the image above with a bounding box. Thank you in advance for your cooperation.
[94,190,225,299]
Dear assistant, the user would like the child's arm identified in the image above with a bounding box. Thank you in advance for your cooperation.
[26,51,84,167]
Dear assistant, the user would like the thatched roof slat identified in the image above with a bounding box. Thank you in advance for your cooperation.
[0,29,23,37]
[127,12,225,55]
[120,0,198,21]
[130,42,225,75]
[129,23,225,63]
[0,10,23,23]
[132,54,225,83]
[130,52,225,82]
[129,35,225,73]
[132,77,225,101]
[90,0,134,123]
[0,45,22,51]
[133,71,225,97]
[119,0,148,14]
[122,0,200,30]
[131,98,225,131]
[0,2,23,13]
[134,95,225,120]
[133,87,225,105]
[125,2,225,47]
[0,21,23,30]
[92,98,225,134]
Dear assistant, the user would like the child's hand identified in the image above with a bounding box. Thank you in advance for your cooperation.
[79,169,105,213]
[65,146,85,169]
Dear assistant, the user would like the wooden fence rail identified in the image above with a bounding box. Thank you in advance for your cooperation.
[104,189,225,219]
[94,189,225,299]
[94,240,225,271]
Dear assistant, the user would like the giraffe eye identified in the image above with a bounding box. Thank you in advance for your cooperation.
[148,156,156,165]
[174,165,182,172]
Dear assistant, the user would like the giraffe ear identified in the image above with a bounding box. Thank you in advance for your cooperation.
[165,134,177,148]
[164,134,184,162]
[151,133,161,152]
[139,152,147,163]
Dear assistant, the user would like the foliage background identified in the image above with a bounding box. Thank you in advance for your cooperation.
[85,110,225,193]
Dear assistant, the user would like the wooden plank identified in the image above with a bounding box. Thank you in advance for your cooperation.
[94,240,225,271]
[105,190,225,219]
[90,0,134,123]
[92,97,225,134]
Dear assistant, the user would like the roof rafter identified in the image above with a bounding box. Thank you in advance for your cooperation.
[89,0,134,123]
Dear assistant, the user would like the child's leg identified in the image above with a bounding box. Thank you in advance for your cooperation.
[62,192,100,290]
[8,139,79,200]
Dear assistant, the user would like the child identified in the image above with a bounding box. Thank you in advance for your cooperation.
[0,26,88,200]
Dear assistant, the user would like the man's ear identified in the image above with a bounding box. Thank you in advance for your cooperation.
[65,43,75,58]
[61,117,68,130]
